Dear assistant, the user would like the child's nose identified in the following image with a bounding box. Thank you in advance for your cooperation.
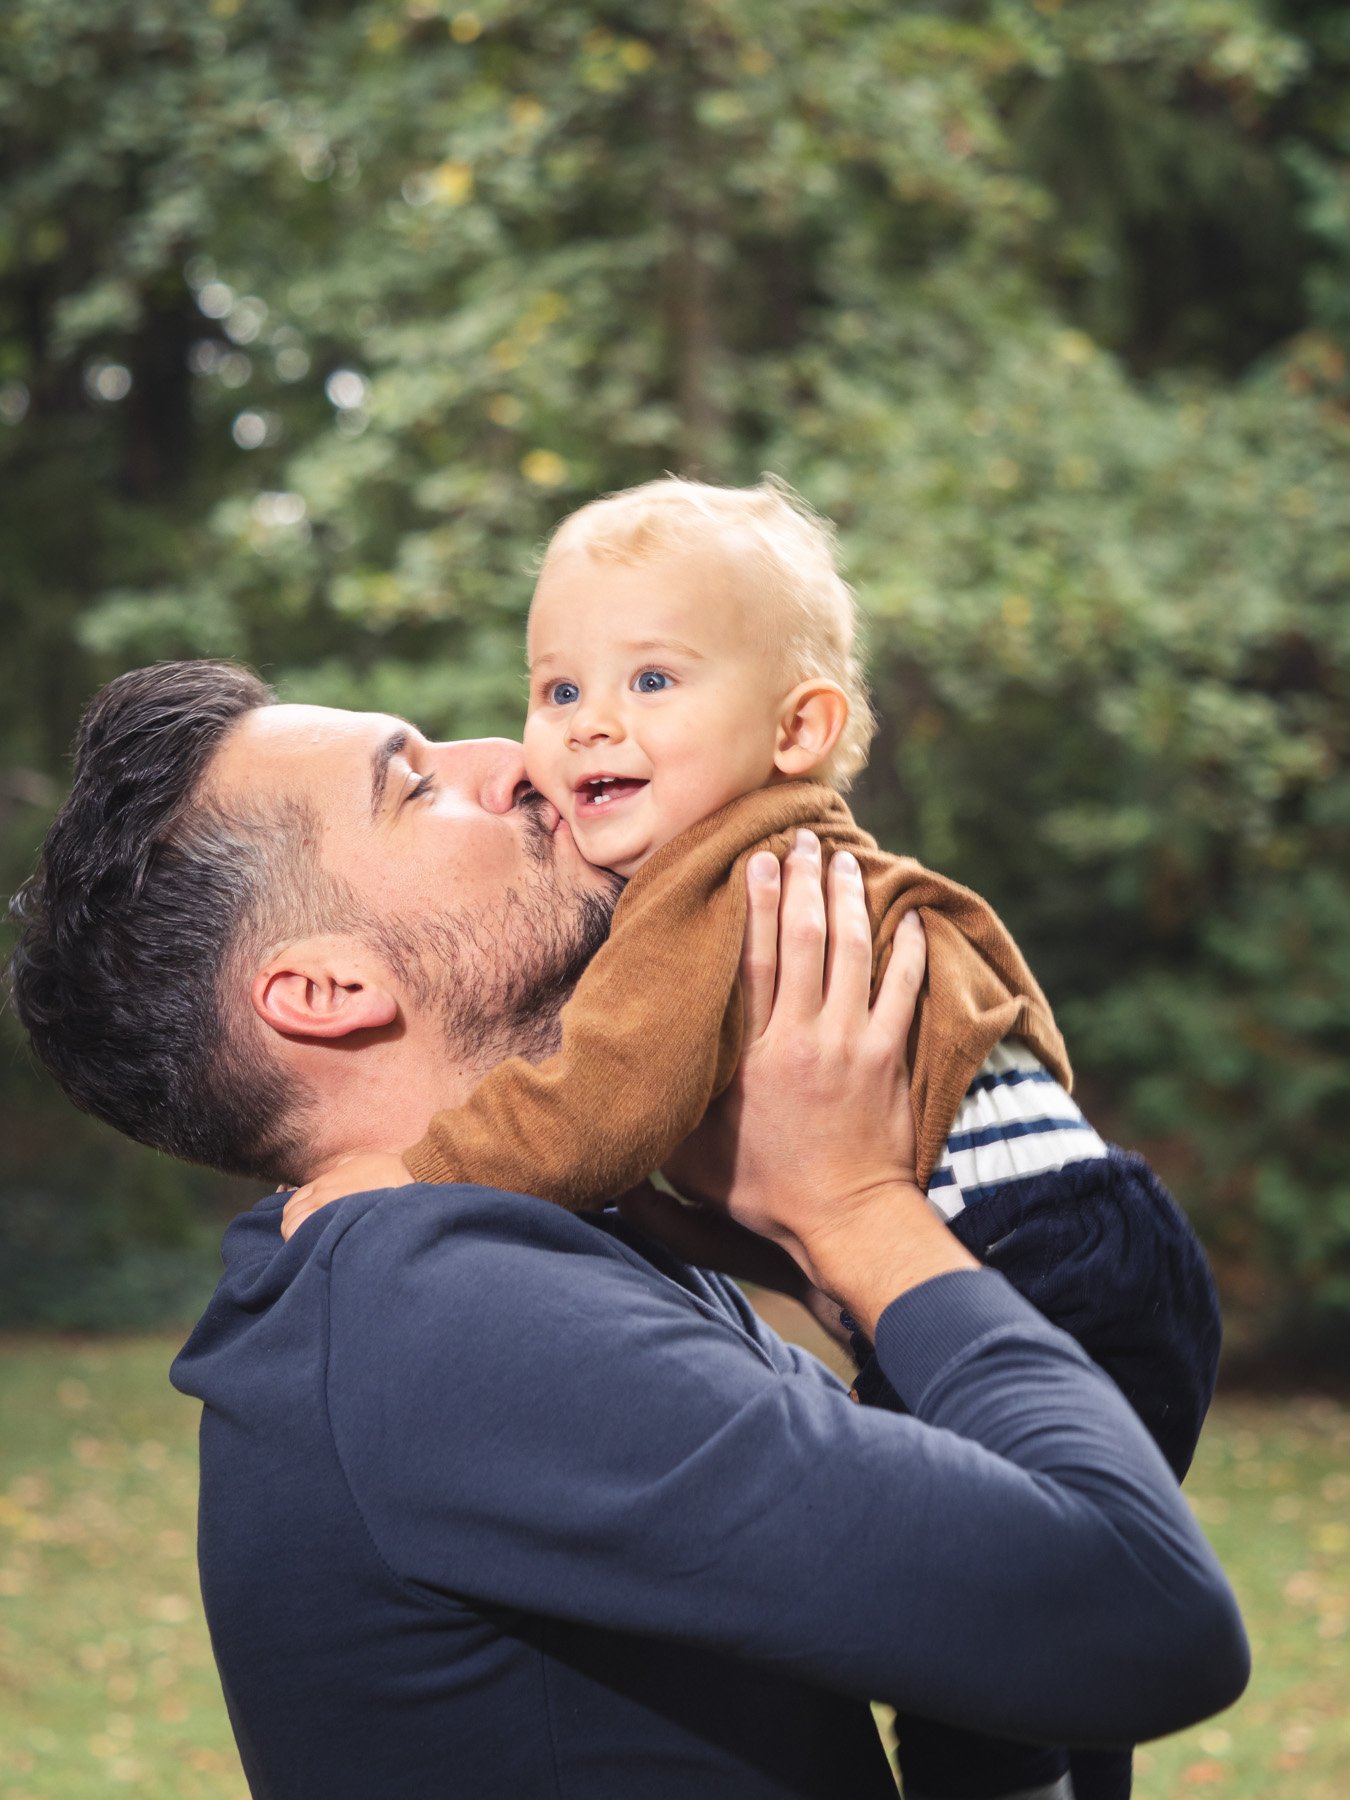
[568,697,625,747]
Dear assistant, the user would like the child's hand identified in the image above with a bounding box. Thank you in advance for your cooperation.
[280,1152,414,1240]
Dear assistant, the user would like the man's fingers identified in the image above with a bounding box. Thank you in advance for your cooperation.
[822,850,872,1019]
[773,831,827,1023]
[740,851,781,1042]
[870,909,927,1054]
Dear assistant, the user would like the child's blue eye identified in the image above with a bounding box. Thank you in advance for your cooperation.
[548,681,580,705]
[634,670,671,694]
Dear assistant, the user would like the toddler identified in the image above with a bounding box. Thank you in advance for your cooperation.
[285,477,1221,1800]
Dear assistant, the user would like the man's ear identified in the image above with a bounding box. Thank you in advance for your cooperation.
[251,936,399,1043]
[773,680,850,779]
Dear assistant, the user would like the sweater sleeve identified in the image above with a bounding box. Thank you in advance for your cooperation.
[402,819,750,1208]
[402,779,1072,1205]
[325,1191,1249,1750]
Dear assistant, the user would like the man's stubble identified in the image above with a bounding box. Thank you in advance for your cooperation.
[374,793,621,1075]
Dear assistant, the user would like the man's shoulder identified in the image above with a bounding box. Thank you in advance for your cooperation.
[175,1182,802,1423]
[174,1184,606,1398]
[323,1178,614,1250]
[319,1182,740,1350]
[317,1186,799,1461]
[321,1185,823,1418]
[206,1181,617,1303]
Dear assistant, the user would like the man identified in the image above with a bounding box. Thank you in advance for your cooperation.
[9,661,1248,1800]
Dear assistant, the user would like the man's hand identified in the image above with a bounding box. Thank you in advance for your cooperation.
[280,1151,415,1240]
[663,831,977,1335]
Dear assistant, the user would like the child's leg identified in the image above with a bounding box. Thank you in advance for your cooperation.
[897,1739,1132,1800]
[942,1148,1222,1481]
[893,1719,1071,1797]
[1068,1747,1134,1800]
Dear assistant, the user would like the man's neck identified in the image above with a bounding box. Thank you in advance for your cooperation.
[295,1036,480,1182]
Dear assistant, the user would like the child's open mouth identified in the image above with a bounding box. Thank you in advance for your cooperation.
[575,775,648,816]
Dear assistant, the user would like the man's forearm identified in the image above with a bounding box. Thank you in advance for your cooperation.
[794,1180,979,1338]
[864,1266,1249,1744]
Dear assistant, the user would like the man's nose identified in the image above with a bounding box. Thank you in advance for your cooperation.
[433,737,530,814]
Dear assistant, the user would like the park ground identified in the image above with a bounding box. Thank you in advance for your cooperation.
[0,1332,1346,1800]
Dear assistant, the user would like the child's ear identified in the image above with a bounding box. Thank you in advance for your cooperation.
[773,680,849,779]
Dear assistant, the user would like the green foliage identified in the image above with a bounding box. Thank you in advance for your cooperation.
[2,0,1348,1343]
[816,330,1350,1339]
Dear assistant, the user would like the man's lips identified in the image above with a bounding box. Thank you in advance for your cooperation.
[573,775,649,817]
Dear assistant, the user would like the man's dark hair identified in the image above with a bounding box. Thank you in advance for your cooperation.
[8,660,320,1182]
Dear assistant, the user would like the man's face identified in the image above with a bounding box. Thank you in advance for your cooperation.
[209,704,620,1067]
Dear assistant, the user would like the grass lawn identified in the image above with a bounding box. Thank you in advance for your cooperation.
[0,1337,243,1800]
[0,1333,1345,1799]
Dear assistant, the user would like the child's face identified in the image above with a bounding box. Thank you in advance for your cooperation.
[524,534,791,877]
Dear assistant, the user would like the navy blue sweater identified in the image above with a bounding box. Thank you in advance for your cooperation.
[171,1185,1248,1798]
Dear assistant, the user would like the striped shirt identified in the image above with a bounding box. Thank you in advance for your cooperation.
[927,1041,1107,1222]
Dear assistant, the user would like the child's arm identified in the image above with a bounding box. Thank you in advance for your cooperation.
[396,779,1058,1208]
[398,821,756,1206]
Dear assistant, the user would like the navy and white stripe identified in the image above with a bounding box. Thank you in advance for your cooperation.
[926,1041,1106,1221]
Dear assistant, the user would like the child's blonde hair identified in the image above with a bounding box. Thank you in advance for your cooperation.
[542,475,876,789]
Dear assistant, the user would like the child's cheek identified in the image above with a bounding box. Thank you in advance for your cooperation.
[522,714,568,812]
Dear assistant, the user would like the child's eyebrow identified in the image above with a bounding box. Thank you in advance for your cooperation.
[620,637,707,661]
[530,637,707,670]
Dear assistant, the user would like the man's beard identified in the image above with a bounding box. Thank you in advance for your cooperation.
[375,794,620,1072]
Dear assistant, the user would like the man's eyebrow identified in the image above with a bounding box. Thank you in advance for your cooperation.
[370,729,409,820]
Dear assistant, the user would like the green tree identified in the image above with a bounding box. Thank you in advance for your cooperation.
[2,0,1347,1345]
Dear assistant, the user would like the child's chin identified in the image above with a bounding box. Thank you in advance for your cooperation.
[576,827,649,879]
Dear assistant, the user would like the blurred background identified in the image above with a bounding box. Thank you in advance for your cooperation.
[1,2,1348,1796]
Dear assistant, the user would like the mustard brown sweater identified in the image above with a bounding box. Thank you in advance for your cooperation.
[405,781,1071,1205]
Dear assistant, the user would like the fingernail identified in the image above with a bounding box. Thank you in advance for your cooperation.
[795,830,819,855]
[835,850,859,876]
[749,852,777,883]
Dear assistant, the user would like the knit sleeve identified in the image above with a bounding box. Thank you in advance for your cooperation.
[401,806,761,1209]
